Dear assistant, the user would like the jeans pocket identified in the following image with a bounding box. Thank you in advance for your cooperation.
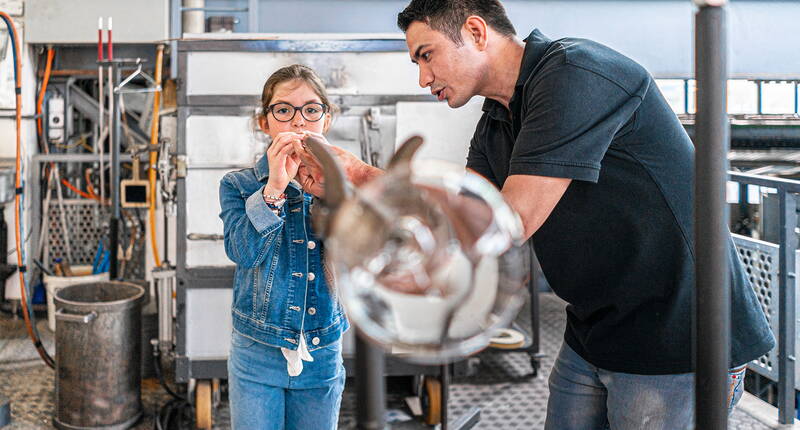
[231,330,257,349]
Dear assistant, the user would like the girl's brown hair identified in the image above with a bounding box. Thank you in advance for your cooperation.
[257,64,339,123]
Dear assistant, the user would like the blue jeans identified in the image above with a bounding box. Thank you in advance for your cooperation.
[545,343,747,430]
[228,330,346,430]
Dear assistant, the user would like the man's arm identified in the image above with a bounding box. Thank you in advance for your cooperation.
[502,174,571,241]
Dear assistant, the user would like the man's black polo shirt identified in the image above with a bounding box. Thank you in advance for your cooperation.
[467,29,774,374]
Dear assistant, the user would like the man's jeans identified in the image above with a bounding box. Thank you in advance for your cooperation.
[228,330,346,430]
[545,343,747,430]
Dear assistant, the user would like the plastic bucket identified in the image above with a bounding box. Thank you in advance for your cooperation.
[44,265,109,331]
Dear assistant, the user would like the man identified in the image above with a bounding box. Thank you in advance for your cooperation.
[295,1,775,428]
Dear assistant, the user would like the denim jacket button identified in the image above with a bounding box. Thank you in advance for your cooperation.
[307,241,316,250]
[308,307,316,315]
[308,272,316,281]
[311,337,320,346]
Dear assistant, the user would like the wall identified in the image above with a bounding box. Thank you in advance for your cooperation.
[203,0,800,79]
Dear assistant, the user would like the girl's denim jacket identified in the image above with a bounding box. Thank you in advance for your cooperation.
[219,155,348,351]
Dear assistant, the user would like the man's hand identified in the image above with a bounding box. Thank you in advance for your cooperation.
[296,163,325,197]
[292,131,383,197]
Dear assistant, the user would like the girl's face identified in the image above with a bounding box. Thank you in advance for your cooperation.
[259,79,331,139]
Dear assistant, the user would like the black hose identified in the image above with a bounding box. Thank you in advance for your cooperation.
[155,398,190,430]
[151,339,197,430]
[151,339,186,401]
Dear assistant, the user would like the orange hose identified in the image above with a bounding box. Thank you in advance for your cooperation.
[149,45,164,266]
[36,47,54,138]
[61,178,95,200]
[61,178,108,206]
[85,169,98,199]
[1,11,55,369]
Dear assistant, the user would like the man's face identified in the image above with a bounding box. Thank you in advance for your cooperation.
[405,21,485,109]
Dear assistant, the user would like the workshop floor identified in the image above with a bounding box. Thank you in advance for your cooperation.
[0,294,777,429]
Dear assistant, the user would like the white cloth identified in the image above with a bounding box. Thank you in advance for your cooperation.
[281,331,314,376]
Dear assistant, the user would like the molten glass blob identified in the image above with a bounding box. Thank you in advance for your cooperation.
[326,160,529,364]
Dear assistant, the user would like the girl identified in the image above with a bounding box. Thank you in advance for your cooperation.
[219,64,348,430]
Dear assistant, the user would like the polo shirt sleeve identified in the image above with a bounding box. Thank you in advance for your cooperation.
[509,64,644,183]
[466,148,498,189]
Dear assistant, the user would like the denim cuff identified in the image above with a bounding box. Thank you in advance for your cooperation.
[245,186,282,234]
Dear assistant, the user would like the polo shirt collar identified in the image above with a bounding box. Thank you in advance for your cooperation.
[482,29,553,120]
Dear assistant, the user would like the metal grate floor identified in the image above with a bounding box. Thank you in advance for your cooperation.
[0,294,774,429]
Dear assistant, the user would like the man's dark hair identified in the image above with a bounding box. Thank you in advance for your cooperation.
[397,0,516,45]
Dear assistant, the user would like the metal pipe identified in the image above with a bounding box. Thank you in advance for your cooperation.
[356,330,385,430]
[694,3,730,429]
[110,63,122,279]
[170,0,181,82]
[441,363,450,430]
[777,191,797,423]
[247,0,259,32]
[153,267,176,354]
[182,0,205,34]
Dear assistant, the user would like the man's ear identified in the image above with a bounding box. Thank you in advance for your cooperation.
[463,16,489,50]
[322,112,332,134]
[258,115,270,134]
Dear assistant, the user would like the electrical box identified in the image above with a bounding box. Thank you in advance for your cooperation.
[47,96,64,143]
[25,0,169,44]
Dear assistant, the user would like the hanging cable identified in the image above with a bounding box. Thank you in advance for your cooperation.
[1,10,55,369]
[36,47,54,140]
[149,45,164,266]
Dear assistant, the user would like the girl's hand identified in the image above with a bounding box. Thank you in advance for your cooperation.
[265,132,303,193]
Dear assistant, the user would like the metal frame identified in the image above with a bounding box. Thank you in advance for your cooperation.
[175,37,443,384]
[175,37,539,430]
[729,171,798,424]
[28,153,133,288]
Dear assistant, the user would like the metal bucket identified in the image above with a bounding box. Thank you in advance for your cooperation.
[53,281,145,430]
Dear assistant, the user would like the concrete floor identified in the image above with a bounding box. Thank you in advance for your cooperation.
[0,294,781,429]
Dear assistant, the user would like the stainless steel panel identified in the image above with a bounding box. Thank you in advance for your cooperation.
[187,51,427,96]
[186,115,264,167]
[25,0,169,43]
[395,99,485,167]
[185,169,230,268]
[185,288,232,359]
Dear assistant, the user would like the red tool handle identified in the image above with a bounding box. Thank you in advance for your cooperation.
[97,17,103,61]
[106,17,113,61]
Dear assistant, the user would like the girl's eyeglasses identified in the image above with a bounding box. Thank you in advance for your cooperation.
[268,102,328,122]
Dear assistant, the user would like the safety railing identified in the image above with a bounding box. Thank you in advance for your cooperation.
[729,171,798,424]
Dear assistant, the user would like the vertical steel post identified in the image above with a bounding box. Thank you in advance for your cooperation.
[248,0,259,32]
[441,363,450,430]
[694,2,730,429]
[778,191,797,423]
[756,80,763,115]
[170,0,181,81]
[110,63,122,279]
[356,330,385,430]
